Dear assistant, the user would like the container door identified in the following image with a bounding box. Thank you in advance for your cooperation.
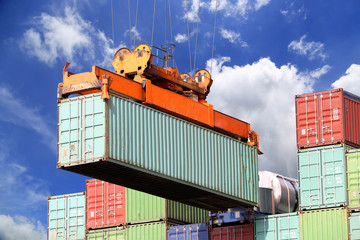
[349,213,360,240]
[255,217,277,240]
[48,197,67,240]
[87,180,106,229]
[321,146,346,207]
[298,149,323,209]
[296,94,320,148]
[347,151,360,210]
[277,214,299,240]
[318,90,343,146]
[106,183,125,227]
[67,194,85,239]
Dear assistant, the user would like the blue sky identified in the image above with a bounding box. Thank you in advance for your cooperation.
[1,0,360,238]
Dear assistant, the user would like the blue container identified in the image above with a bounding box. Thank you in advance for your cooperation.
[48,192,85,240]
[167,223,208,240]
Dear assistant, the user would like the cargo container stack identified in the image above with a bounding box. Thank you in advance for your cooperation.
[295,88,360,240]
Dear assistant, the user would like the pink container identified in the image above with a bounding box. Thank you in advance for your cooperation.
[210,224,254,240]
[296,88,360,149]
[86,179,125,230]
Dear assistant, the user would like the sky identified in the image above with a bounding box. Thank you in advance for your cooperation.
[1,0,360,238]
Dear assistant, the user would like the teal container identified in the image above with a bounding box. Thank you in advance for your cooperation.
[255,212,300,240]
[87,227,125,240]
[349,212,360,240]
[48,192,86,240]
[57,93,258,211]
[298,144,351,210]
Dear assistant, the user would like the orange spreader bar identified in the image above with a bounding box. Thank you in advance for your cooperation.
[59,64,260,152]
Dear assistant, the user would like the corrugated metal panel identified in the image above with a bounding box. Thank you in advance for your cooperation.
[347,149,360,211]
[210,224,254,240]
[126,221,177,240]
[86,227,125,240]
[300,207,348,240]
[349,212,360,240]
[298,144,350,210]
[255,212,299,240]
[295,88,360,149]
[126,188,208,224]
[57,93,259,211]
[86,179,125,229]
[48,192,86,240]
[167,223,208,240]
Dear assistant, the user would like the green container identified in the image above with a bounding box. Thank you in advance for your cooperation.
[125,188,208,224]
[48,192,86,240]
[255,212,299,240]
[300,207,348,240]
[57,93,258,211]
[126,221,176,240]
[346,149,360,211]
[87,227,125,240]
[349,212,360,240]
[298,144,351,210]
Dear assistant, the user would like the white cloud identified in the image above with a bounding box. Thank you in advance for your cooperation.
[280,9,289,16]
[124,26,142,44]
[288,35,326,61]
[220,28,248,46]
[309,65,331,79]
[20,6,122,69]
[0,86,56,152]
[0,215,46,240]
[175,33,189,43]
[332,64,360,95]
[254,0,271,10]
[206,57,318,177]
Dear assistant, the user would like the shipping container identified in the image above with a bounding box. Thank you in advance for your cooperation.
[86,227,125,240]
[48,192,86,240]
[167,223,208,240]
[210,224,254,240]
[347,149,360,211]
[349,212,360,240]
[86,179,125,229]
[255,212,299,240]
[126,221,177,240]
[57,93,259,211]
[295,88,360,149]
[299,207,348,240]
[125,187,208,224]
[298,144,351,210]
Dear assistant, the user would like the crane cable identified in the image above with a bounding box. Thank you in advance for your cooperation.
[133,0,139,47]
[111,0,115,56]
[168,0,175,67]
[151,0,156,47]
[210,0,218,75]
[193,0,200,71]
[128,0,132,48]
[185,0,192,73]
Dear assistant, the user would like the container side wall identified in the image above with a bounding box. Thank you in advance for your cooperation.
[48,192,86,240]
[167,223,208,240]
[347,150,360,210]
[86,227,125,240]
[167,200,209,224]
[298,145,348,210]
[58,94,106,166]
[210,224,254,240]
[107,94,258,203]
[300,207,348,240]
[344,95,360,147]
[255,213,299,240]
[126,222,169,240]
[349,212,360,240]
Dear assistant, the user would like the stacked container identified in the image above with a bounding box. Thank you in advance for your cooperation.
[295,88,360,240]
[85,179,209,239]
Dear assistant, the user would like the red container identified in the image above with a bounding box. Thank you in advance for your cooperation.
[210,224,254,240]
[296,88,360,149]
[86,179,125,230]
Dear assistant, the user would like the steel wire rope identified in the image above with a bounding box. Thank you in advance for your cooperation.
[133,0,140,47]
[193,0,200,71]
[165,0,167,67]
[168,0,176,68]
[151,0,157,47]
[210,0,218,75]
[111,0,115,55]
[185,0,192,73]
[128,0,132,48]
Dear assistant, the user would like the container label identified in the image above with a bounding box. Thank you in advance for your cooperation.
[353,190,357,197]
[302,129,306,135]
[333,108,339,120]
